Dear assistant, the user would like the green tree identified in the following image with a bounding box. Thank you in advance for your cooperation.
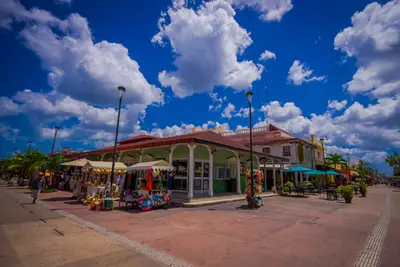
[326,153,348,169]
[386,151,400,175]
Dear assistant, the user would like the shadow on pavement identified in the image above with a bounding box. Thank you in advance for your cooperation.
[42,197,73,202]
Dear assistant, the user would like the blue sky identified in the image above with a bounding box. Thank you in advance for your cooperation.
[0,0,399,174]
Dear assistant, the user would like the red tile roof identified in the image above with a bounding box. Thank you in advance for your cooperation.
[118,134,159,145]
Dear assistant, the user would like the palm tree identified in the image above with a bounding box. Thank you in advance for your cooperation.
[386,151,400,175]
[326,153,348,170]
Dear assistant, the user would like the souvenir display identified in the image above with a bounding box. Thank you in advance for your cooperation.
[122,160,174,211]
[245,169,263,208]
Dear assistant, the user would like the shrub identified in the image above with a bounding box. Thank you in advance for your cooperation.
[283,181,293,193]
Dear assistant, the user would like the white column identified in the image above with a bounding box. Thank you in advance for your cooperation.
[139,149,143,163]
[169,145,176,164]
[100,154,105,161]
[236,152,241,194]
[306,175,309,182]
[117,152,122,162]
[273,161,276,189]
[208,146,214,197]
[280,162,284,187]
[188,143,196,199]
[263,162,267,192]
[255,156,260,169]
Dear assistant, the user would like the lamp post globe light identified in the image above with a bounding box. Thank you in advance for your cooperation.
[246,91,254,209]
[51,126,60,156]
[320,138,327,187]
[110,86,126,193]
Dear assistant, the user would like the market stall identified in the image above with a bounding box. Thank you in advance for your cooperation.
[83,161,126,196]
[60,159,88,194]
[124,160,174,211]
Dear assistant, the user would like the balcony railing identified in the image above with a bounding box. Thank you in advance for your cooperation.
[221,126,269,136]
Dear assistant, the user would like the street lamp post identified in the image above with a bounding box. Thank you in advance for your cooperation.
[110,86,126,192]
[51,126,60,156]
[28,141,32,151]
[320,138,327,187]
[347,152,351,183]
[246,91,254,209]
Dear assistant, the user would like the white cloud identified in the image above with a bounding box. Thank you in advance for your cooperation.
[259,50,276,61]
[362,151,388,164]
[261,101,302,122]
[228,0,293,22]
[2,1,163,107]
[54,0,73,4]
[336,96,400,128]
[234,107,255,118]
[153,0,263,98]
[41,127,72,139]
[334,0,400,98]
[3,90,147,135]
[287,60,326,86]
[328,100,347,111]
[0,97,20,116]
[221,103,236,119]
[0,123,22,143]
[258,99,400,150]
[209,93,227,111]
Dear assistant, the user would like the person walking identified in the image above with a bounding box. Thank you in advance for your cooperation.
[31,173,45,204]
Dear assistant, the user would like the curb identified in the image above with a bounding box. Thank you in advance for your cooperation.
[183,193,277,207]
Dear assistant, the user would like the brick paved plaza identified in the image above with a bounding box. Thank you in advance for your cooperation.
[3,185,393,267]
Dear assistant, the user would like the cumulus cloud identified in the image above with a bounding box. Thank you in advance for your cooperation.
[2,0,163,107]
[0,123,22,143]
[362,151,389,164]
[228,0,293,22]
[234,107,255,118]
[328,100,348,111]
[41,127,72,139]
[0,97,20,116]
[221,103,236,119]
[261,101,302,122]
[287,60,326,85]
[259,50,276,61]
[258,100,400,150]
[334,0,400,98]
[209,93,227,111]
[2,90,147,137]
[153,0,263,98]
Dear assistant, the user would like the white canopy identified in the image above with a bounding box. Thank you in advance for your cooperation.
[83,160,127,170]
[127,160,174,171]
[60,159,88,167]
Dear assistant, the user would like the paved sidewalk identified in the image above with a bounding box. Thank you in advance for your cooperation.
[0,186,164,267]
[23,185,396,267]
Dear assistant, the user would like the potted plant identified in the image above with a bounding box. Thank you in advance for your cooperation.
[283,181,293,194]
[357,180,368,197]
[337,185,354,203]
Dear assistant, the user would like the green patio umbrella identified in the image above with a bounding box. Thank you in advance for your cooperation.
[283,166,312,173]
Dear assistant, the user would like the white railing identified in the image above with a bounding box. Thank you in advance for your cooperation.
[221,126,269,136]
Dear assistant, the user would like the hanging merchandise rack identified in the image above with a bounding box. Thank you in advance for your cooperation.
[123,160,175,211]
[245,169,264,208]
